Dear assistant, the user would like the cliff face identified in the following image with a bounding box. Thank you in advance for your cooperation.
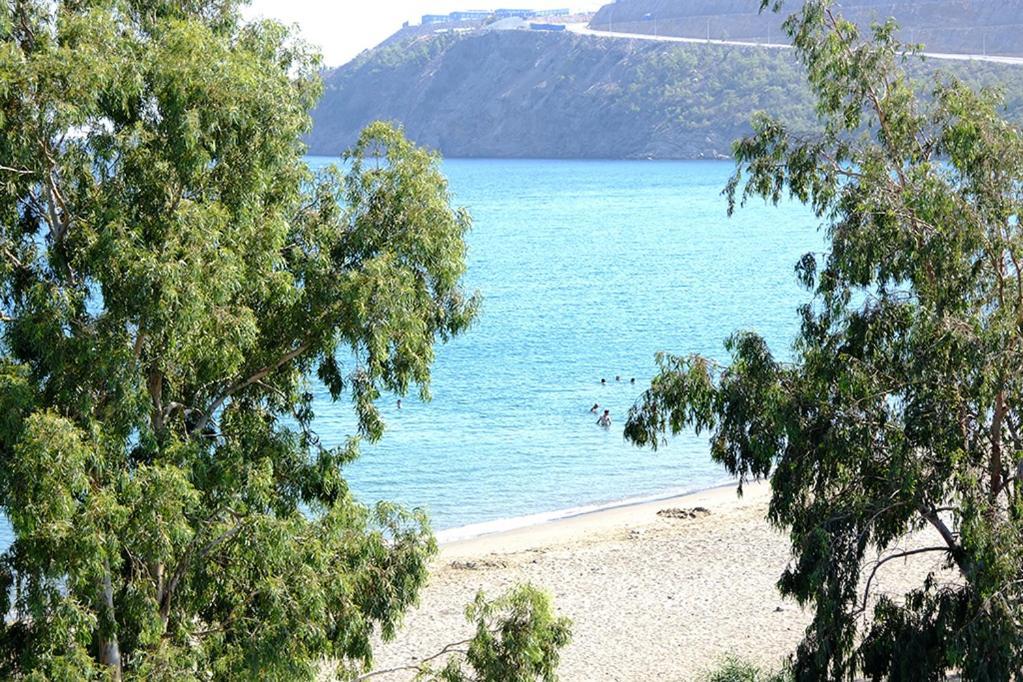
[308,29,815,158]
[308,23,1023,160]
[589,0,1023,57]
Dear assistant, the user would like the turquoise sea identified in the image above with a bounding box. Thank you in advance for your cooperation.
[307,158,818,537]
[0,159,818,550]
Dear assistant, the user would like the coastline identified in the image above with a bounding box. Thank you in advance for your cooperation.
[369,480,953,681]
[433,479,737,544]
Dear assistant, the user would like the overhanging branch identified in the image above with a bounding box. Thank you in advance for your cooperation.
[189,341,313,436]
[355,639,472,680]
[857,546,951,616]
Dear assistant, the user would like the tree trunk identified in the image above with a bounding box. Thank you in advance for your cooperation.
[98,565,123,681]
[992,390,1005,498]
[148,369,164,433]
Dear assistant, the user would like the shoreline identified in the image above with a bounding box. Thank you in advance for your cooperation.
[434,479,737,544]
[437,480,770,560]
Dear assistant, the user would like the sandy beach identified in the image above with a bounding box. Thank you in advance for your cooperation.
[365,482,955,681]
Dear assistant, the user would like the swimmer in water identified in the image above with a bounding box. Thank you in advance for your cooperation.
[397,399,402,410]
[630,377,636,384]
[615,375,621,382]
[601,378,606,385]
[590,403,600,413]
[597,409,612,427]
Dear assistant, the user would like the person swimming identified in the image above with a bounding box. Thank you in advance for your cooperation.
[590,403,600,413]
[630,377,636,384]
[615,375,621,382]
[600,378,606,385]
[597,409,612,427]
[397,399,402,410]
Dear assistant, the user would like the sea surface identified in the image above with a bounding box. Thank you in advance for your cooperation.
[307,157,819,537]
[0,159,820,550]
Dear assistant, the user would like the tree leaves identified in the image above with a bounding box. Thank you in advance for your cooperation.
[628,0,1023,678]
[422,585,571,682]
[0,1,477,678]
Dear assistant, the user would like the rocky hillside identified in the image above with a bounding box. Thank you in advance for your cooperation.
[308,26,1023,159]
[589,0,1023,57]
[311,30,808,158]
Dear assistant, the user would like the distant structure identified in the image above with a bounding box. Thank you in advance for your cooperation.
[530,22,566,31]
[487,16,530,31]
[421,8,569,25]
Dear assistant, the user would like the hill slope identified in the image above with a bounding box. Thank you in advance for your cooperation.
[589,0,1023,57]
[308,27,1023,159]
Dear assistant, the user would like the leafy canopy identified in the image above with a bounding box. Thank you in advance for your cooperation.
[0,0,477,679]
[627,1,1023,679]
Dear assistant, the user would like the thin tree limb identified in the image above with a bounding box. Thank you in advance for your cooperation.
[356,639,472,680]
[857,546,951,616]
[160,519,245,627]
[190,341,312,436]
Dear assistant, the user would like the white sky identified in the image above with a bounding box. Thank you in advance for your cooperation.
[243,1,606,68]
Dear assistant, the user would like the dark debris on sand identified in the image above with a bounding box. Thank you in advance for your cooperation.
[657,507,711,520]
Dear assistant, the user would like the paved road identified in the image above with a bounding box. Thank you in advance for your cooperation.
[565,23,1023,66]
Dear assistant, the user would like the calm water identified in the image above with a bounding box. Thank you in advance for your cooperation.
[0,159,818,550]
[308,158,818,536]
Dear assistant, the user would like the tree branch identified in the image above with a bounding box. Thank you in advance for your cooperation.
[918,505,965,573]
[356,639,472,680]
[2,245,25,271]
[991,389,1006,499]
[189,341,312,436]
[133,331,146,360]
[160,517,245,627]
[857,546,951,616]
[39,145,70,245]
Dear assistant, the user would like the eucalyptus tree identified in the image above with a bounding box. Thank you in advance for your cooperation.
[0,1,478,678]
[626,1,1023,679]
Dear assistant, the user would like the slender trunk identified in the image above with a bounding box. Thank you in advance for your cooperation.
[158,561,172,631]
[919,505,966,575]
[991,390,1005,498]
[1015,458,1023,517]
[154,561,164,598]
[98,565,123,681]
[148,369,164,433]
[152,560,166,630]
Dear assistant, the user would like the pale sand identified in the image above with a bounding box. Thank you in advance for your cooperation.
[366,482,954,681]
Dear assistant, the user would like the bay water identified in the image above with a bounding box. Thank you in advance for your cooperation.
[308,158,818,537]
[0,159,819,549]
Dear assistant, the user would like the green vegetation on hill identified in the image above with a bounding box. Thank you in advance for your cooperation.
[310,27,1023,159]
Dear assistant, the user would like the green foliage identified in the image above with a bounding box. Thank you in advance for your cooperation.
[703,656,791,682]
[420,585,572,682]
[340,30,458,74]
[624,44,816,137]
[627,0,1023,679]
[0,0,477,679]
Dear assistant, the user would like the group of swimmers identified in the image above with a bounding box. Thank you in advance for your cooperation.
[591,375,636,428]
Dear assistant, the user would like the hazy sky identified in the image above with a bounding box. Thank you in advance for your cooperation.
[244,1,606,68]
